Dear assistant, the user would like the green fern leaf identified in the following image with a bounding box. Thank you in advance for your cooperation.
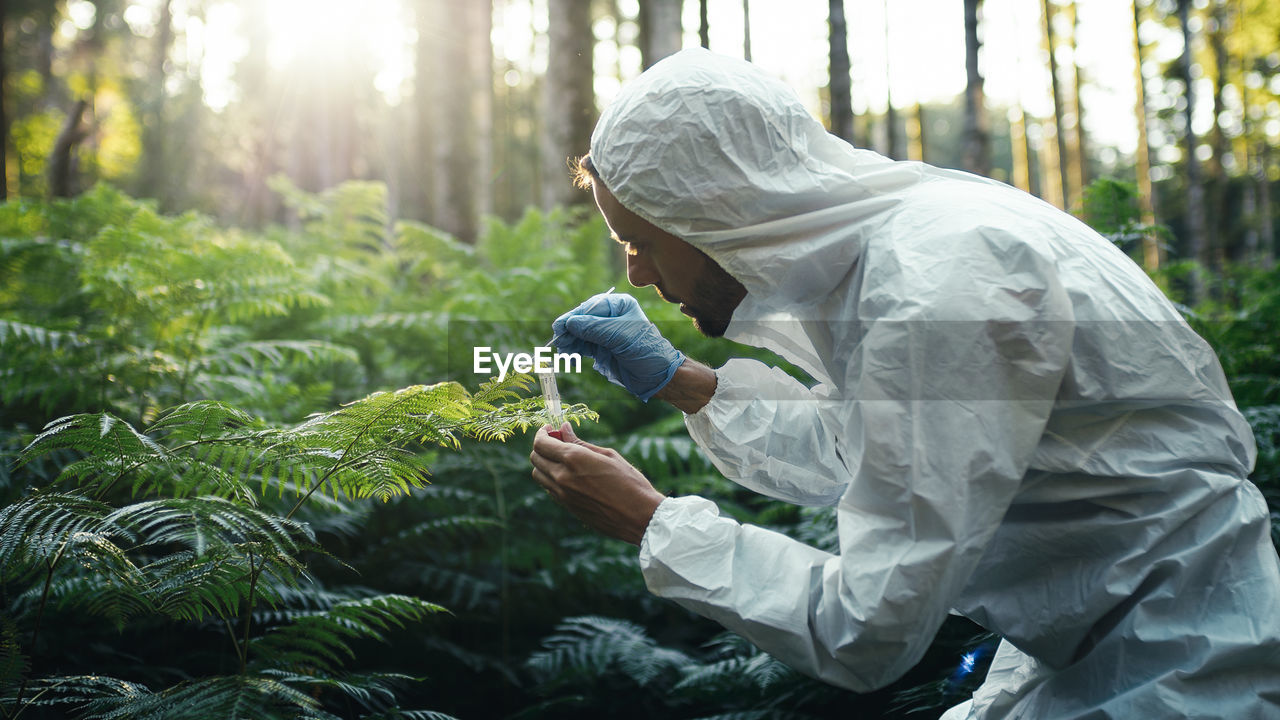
[526,615,691,691]
[0,616,28,686]
[251,594,445,675]
[73,673,333,720]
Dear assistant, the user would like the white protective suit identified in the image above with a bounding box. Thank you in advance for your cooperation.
[588,49,1280,718]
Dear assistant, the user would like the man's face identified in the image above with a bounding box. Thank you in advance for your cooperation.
[591,181,747,338]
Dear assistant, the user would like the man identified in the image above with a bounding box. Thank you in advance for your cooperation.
[528,48,1280,718]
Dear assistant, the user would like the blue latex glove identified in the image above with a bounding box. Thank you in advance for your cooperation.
[551,292,684,402]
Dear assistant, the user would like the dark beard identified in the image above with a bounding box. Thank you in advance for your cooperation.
[685,257,747,338]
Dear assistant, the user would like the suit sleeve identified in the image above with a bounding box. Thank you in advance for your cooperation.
[683,358,852,507]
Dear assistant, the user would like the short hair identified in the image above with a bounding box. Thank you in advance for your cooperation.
[571,154,600,190]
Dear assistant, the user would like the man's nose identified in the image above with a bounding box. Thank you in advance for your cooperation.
[626,252,659,288]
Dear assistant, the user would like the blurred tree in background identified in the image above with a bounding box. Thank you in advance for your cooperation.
[2,0,1278,269]
[2,1,1279,718]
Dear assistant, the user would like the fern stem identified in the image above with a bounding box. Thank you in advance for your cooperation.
[91,433,258,501]
[14,560,57,709]
[176,310,213,404]
[223,616,245,670]
[239,549,257,674]
[283,467,333,520]
[7,683,58,720]
[283,391,413,520]
[489,457,513,714]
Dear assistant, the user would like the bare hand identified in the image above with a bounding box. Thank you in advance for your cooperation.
[529,423,665,546]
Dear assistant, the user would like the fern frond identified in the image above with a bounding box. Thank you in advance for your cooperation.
[250,595,445,675]
[0,318,91,351]
[107,496,313,556]
[26,571,152,628]
[148,400,262,442]
[0,616,27,686]
[72,673,333,720]
[0,492,127,577]
[259,669,414,713]
[20,412,163,474]
[418,635,521,683]
[250,583,379,625]
[375,515,504,550]
[256,384,472,503]
[398,564,497,611]
[526,615,690,691]
[208,339,360,373]
[469,373,535,409]
[14,412,233,498]
[361,709,461,720]
[294,383,472,450]
[460,396,597,443]
[321,311,449,336]
[140,546,275,621]
[686,712,822,720]
[12,375,597,508]
[674,653,794,695]
[3,674,151,712]
[618,434,716,479]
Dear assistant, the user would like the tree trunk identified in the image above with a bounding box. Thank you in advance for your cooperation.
[1207,0,1230,270]
[742,0,752,61]
[639,0,683,69]
[430,0,488,240]
[37,6,56,103]
[48,100,89,198]
[828,0,854,143]
[1,8,7,200]
[699,0,709,48]
[1042,0,1070,208]
[542,0,597,209]
[1259,143,1275,268]
[79,0,111,185]
[1036,118,1065,209]
[139,0,174,205]
[1008,104,1031,193]
[234,1,277,226]
[1177,0,1208,302]
[1131,0,1160,269]
[962,0,990,176]
[413,0,440,226]
[1064,1,1086,207]
[882,0,901,159]
[907,104,925,162]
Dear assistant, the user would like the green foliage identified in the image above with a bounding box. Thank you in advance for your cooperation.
[0,185,351,425]
[0,389,568,716]
[1179,264,1280,407]
[1,239,596,720]
[14,375,593,510]
[1079,178,1171,260]
[251,595,446,675]
[1150,262,1280,537]
[526,615,691,692]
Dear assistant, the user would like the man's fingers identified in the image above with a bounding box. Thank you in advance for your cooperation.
[557,421,578,442]
[531,424,575,461]
[551,422,618,458]
[564,314,624,345]
[529,446,553,476]
[530,465,563,501]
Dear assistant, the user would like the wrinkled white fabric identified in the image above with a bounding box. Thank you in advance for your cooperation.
[591,49,1280,718]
